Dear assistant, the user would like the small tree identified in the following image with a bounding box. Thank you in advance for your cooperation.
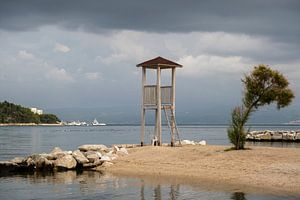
[228,64,295,150]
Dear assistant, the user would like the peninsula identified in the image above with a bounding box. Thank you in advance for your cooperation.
[0,101,60,125]
[107,145,300,196]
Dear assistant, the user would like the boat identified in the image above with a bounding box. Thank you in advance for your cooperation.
[67,121,82,126]
[92,119,106,126]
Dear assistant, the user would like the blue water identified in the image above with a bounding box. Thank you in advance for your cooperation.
[0,125,299,199]
[0,125,299,160]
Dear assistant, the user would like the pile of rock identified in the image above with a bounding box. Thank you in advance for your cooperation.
[0,144,128,175]
[246,130,300,141]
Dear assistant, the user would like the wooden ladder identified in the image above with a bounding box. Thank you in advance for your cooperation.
[163,106,181,146]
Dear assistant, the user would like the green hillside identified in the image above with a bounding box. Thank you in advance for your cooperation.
[0,101,60,124]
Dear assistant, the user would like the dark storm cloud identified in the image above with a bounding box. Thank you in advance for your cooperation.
[1,0,300,42]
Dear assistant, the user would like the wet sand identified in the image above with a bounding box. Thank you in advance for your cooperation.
[107,145,300,196]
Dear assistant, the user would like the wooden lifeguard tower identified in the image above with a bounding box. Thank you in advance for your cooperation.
[137,56,182,147]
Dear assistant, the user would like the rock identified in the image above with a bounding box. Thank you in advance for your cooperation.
[283,132,295,141]
[260,132,272,140]
[295,133,300,140]
[100,155,111,162]
[198,140,206,145]
[54,155,77,170]
[72,150,89,164]
[0,161,19,174]
[23,157,36,170]
[116,148,128,156]
[39,153,56,160]
[87,154,100,163]
[36,157,53,171]
[50,147,64,154]
[94,160,104,166]
[181,140,195,145]
[246,134,254,140]
[271,132,282,140]
[78,144,108,152]
[50,147,68,158]
[106,153,118,160]
[66,151,72,155]
[9,157,24,164]
[82,162,97,168]
[112,145,120,153]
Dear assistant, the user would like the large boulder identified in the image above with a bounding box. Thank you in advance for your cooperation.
[283,132,295,141]
[50,147,64,154]
[72,150,89,164]
[39,153,56,160]
[50,147,67,158]
[54,155,77,170]
[260,132,272,140]
[35,157,53,171]
[86,154,100,163]
[271,132,282,140]
[181,140,196,145]
[78,144,108,152]
[100,155,111,162]
[295,132,300,140]
[112,145,120,154]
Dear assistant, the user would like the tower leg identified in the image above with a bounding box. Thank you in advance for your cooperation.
[141,108,145,146]
[171,113,175,147]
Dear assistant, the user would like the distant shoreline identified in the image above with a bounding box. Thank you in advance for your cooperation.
[0,123,62,126]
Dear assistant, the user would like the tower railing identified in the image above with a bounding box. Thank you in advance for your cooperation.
[144,85,172,106]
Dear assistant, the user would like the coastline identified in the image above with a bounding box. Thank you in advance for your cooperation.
[0,123,62,126]
[106,145,300,196]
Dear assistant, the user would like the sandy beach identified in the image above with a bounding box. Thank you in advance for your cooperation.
[107,145,300,196]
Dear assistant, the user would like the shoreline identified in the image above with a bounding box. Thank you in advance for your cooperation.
[106,145,300,196]
[0,123,62,126]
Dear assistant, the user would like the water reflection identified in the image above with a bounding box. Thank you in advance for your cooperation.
[0,171,298,200]
[231,192,247,200]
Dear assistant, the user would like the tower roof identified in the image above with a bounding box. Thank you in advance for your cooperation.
[136,56,182,69]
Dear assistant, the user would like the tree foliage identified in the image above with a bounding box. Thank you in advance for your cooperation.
[228,65,295,150]
[40,114,60,124]
[0,101,60,124]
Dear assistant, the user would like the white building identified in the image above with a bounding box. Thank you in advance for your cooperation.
[30,107,43,115]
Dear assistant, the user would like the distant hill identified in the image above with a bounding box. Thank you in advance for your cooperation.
[0,101,60,124]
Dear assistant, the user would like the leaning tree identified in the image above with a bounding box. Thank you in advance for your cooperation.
[228,64,295,150]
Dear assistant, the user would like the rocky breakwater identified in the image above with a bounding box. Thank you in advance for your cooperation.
[246,130,300,142]
[0,144,129,175]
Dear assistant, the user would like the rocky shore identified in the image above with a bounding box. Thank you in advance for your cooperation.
[0,144,129,175]
[246,130,300,142]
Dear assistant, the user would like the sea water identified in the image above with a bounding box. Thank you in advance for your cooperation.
[0,125,299,199]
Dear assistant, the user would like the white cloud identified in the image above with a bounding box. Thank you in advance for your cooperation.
[18,50,35,60]
[54,42,71,53]
[85,72,101,80]
[46,67,73,81]
[95,53,128,65]
[178,54,253,77]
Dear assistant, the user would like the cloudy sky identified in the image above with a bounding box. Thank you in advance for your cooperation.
[0,0,299,123]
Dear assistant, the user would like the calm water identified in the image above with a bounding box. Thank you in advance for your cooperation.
[0,125,300,199]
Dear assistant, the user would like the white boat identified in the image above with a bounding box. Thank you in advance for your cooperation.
[67,121,81,126]
[92,119,106,126]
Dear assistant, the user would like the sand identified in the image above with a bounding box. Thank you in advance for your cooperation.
[106,145,300,196]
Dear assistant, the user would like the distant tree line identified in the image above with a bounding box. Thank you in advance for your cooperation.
[0,101,60,124]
